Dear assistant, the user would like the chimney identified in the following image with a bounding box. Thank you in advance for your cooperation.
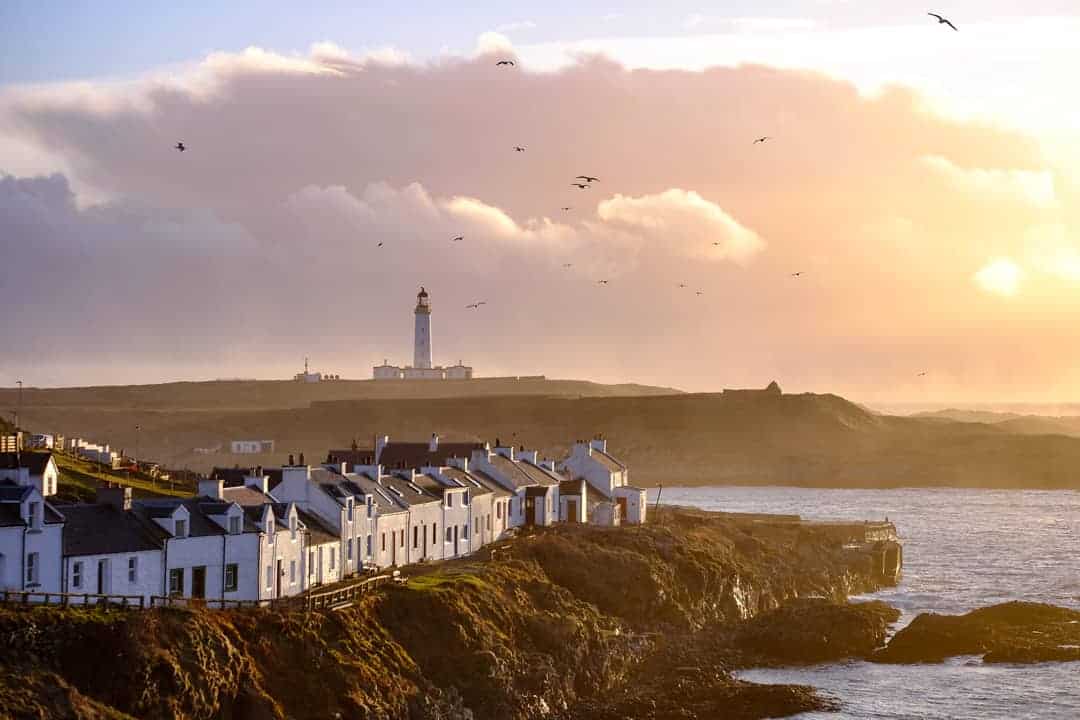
[541,459,557,472]
[288,454,295,466]
[429,433,439,452]
[375,435,390,463]
[447,456,469,472]
[590,435,607,453]
[243,471,269,494]
[198,477,225,499]
[298,452,305,465]
[96,484,132,511]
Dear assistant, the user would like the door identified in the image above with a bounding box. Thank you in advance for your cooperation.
[525,497,536,526]
[192,566,207,599]
[275,559,283,598]
[453,525,459,556]
[391,532,397,566]
[96,560,107,594]
[616,497,628,523]
[567,499,578,523]
[422,523,428,558]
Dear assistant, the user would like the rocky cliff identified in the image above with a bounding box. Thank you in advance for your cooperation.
[0,508,899,720]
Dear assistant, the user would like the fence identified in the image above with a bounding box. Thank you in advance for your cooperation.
[304,574,392,611]
[0,589,146,608]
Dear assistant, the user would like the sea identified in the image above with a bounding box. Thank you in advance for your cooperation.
[650,486,1080,720]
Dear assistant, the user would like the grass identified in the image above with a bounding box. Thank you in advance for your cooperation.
[54,453,190,500]
[406,571,491,593]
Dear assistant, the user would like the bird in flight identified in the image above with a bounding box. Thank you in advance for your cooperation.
[571,183,590,189]
[678,283,687,288]
[695,291,704,296]
[514,146,526,152]
[917,371,928,377]
[597,279,609,285]
[496,60,515,66]
[753,136,771,144]
[562,263,573,269]
[451,235,464,242]
[465,302,487,309]
[576,176,599,183]
[175,142,186,152]
[928,12,958,31]
[377,241,384,247]
[791,271,803,277]
[560,207,573,211]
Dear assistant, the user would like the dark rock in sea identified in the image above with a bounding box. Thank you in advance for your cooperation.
[873,601,1080,664]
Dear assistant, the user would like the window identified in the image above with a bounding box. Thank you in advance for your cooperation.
[329,548,336,570]
[412,526,419,549]
[174,519,188,538]
[28,501,41,530]
[225,563,238,592]
[267,518,274,543]
[26,552,38,585]
[497,503,502,519]
[399,529,404,548]
[347,538,354,561]
[308,550,315,574]
[445,527,452,543]
[265,565,273,589]
[486,514,491,531]
[463,523,469,540]
[128,556,138,583]
[228,516,241,534]
[290,516,297,540]
[463,492,470,505]
[432,523,437,544]
[367,497,373,518]
[366,535,372,557]
[446,494,453,509]
[169,568,184,596]
[347,499,354,522]
[290,560,297,585]
[381,532,386,552]
[72,561,83,589]
[475,517,480,534]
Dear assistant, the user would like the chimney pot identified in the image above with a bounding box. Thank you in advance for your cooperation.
[299,452,305,465]
[288,454,294,466]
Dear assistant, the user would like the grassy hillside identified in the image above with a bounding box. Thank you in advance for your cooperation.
[17,388,1080,489]
[0,377,680,412]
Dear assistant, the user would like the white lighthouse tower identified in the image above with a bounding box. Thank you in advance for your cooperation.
[413,286,433,369]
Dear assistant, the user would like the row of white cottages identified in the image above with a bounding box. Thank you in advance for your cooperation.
[0,437,646,605]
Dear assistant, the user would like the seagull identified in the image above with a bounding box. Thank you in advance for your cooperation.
[377,241,384,247]
[597,279,609,285]
[496,60,516,66]
[790,271,802,277]
[753,136,771,144]
[576,176,599,183]
[451,236,464,242]
[695,291,704,296]
[917,371,928,377]
[712,242,722,246]
[562,263,573,269]
[465,302,487,309]
[560,207,573,211]
[175,142,186,152]
[678,283,687,288]
[571,183,590,189]
[928,12,958,31]
[514,146,526,152]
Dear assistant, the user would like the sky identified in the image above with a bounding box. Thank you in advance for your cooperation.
[3,2,1080,404]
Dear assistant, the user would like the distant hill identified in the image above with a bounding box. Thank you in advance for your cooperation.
[15,384,1080,489]
[913,408,1080,438]
[0,377,681,412]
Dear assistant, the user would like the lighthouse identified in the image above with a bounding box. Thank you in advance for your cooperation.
[413,286,433,369]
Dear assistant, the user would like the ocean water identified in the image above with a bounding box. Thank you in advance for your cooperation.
[651,486,1080,719]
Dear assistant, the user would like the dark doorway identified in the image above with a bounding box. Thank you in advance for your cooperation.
[616,497,628,522]
[453,525,459,556]
[275,559,283,598]
[525,497,536,526]
[191,566,207,599]
[567,499,578,523]
[96,560,106,594]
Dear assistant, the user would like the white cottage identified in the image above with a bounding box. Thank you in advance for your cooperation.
[0,452,59,498]
[61,487,162,603]
[559,436,647,525]
[0,481,64,593]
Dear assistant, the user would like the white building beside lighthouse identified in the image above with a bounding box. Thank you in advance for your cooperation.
[373,287,473,381]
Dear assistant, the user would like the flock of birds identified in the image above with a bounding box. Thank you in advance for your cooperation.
[170,12,959,377]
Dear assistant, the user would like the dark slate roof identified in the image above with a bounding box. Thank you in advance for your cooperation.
[442,467,493,496]
[0,483,33,502]
[349,473,407,515]
[515,460,561,487]
[559,479,586,496]
[297,508,338,546]
[0,452,53,475]
[487,455,540,489]
[210,467,258,487]
[377,442,484,470]
[266,468,283,490]
[468,469,514,498]
[134,499,228,538]
[592,449,626,473]
[221,485,273,507]
[326,449,376,467]
[381,474,441,507]
[62,504,162,557]
[0,505,24,527]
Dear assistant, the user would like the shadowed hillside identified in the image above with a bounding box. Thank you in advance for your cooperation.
[15,384,1080,488]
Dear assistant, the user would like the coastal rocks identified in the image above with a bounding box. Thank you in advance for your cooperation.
[873,601,1080,664]
[724,598,900,666]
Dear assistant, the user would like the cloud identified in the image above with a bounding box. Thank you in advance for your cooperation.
[597,189,763,263]
[974,258,1023,296]
[0,44,1077,398]
[495,21,537,34]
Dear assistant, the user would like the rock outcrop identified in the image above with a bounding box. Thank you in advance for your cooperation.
[873,601,1080,664]
[0,507,901,720]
